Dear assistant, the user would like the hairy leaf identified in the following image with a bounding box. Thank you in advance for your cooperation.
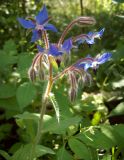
[16,82,37,110]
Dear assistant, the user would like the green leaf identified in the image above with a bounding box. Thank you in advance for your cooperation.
[113,124,124,152]
[35,144,55,157]
[56,146,73,160]
[100,125,118,143]
[16,82,37,109]
[15,111,39,121]
[0,84,16,98]
[113,124,124,140]
[112,0,124,3]
[0,54,17,71]
[77,125,124,150]
[68,137,91,160]
[0,97,20,119]
[3,39,17,55]
[0,150,11,160]
[15,112,39,132]
[102,154,111,160]
[109,102,124,117]
[17,53,33,78]
[76,126,115,150]
[53,85,73,118]
[101,125,124,148]
[43,115,82,134]
[15,112,39,140]
[49,93,60,123]
[9,143,22,154]
[112,79,124,89]
[10,143,55,160]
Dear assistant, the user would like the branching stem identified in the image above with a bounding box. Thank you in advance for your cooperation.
[31,57,53,160]
[58,17,95,47]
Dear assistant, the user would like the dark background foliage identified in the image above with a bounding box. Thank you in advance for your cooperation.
[0,0,124,159]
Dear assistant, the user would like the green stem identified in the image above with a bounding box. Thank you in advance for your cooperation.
[35,80,53,144]
[112,147,115,160]
[30,80,53,160]
[30,57,53,160]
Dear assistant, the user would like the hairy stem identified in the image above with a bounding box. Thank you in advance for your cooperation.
[42,30,49,49]
[35,57,53,144]
[72,34,89,43]
[31,58,53,160]
[53,57,94,81]
[35,80,53,144]
[58,17,96,47]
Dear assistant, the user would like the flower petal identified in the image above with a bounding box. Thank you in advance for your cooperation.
[18,18,35,29]
[36,5,48,25]
[31,30,40,42]
[87,31,94,37]
[37,45,44,52]
[44,23,58,32]
[98,28,105,37]
[97,52,112,64]
[77,39,84,45]
[87,28,105,40]
[49,44,62,56]
[74,57,93,70]
[85,38,95,44]
[62,38,72,53]
[75,62,92,71]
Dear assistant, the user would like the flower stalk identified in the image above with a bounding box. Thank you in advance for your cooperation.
[30,57,53,160]
[35,56,53,144]
[58,16,96,47]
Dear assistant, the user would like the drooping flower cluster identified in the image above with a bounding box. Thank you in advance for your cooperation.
[18,4,112,102]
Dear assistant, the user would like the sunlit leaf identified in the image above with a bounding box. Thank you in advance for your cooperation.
[112,0,124,3]
[16,82,37,109]
[76,126,115,150]
[43,115,82,134]
[109,102,124,117]
[17,53,33,78]
[10,143,55,160]
[15,111,39,121]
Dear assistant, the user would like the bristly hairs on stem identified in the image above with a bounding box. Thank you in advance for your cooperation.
[28,53,43,81]
[72,34,89,43]
[42,30,50,49]
[58,16,96,47]
[52,57,94,82]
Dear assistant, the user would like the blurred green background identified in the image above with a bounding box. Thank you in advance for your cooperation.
[0,0,124,159]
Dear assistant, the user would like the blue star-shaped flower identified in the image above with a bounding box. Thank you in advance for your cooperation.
[74,57,94,71]
[49,38,73,56]
[18,5,57,42]
[74,52,112,71]
[76,28,105,45]
[37,38,72,57]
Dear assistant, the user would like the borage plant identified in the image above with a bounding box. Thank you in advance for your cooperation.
[18,4,112,159]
